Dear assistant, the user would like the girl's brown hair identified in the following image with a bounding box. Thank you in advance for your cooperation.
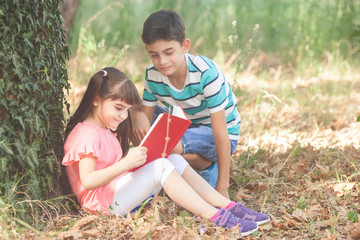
[65,67,141,155]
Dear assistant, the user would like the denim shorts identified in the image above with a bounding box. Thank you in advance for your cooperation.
[153,105,238,162]
[153,105,239,188]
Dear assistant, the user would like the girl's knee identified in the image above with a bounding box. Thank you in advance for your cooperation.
[167,154,189,175]
[147,158,175,174]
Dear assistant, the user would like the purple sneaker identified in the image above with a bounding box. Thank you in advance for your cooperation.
[228,202,270,225]
[211,209,259,237]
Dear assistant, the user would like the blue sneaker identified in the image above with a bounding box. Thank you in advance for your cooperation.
[228,202,270,225]
[130,194,154,213]
[211,209,259,237]
[198,162,218,188]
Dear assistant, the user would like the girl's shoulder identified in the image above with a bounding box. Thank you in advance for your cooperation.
[65,122,107,147]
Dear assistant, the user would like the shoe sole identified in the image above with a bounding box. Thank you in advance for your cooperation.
[256,217,270,225]
[241,225,259,237]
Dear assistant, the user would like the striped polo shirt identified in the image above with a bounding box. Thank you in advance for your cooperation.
[142,53,241,140]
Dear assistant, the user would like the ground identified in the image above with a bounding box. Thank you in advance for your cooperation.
[10,56,360,239]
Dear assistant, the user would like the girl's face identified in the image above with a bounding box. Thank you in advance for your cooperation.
[145,39,190,79]
[92,97,131,129]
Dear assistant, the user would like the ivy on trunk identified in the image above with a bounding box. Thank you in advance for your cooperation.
[0,0,71,213]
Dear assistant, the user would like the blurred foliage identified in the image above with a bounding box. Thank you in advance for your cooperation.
[0,0,69,221]
[67,0,360,71]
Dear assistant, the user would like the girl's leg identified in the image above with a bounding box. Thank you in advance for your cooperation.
[111,156,218,218]
[162,168,219,219]
[168,154,231,209]
[112,156,259,236]
[111,158,174,216]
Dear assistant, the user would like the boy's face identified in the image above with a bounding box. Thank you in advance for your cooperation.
[145,39,190,78]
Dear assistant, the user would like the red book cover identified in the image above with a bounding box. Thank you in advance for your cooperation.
[129,106,191,172]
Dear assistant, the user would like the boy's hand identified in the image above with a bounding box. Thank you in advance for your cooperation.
[130,105,155,146]
[216,183,230,199]
[131,111,151,145]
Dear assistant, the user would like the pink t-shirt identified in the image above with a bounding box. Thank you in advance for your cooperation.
[62,122,127,215]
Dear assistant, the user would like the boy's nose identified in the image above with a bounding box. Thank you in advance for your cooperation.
[159,55,168,65]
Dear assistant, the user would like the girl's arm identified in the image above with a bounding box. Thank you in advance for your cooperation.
[210,109,231,198]
[79,147,147,190]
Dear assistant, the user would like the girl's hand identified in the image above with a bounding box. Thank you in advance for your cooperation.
[122,146,148,170]
[79,147,148,190]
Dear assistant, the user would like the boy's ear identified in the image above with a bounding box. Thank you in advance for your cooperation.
[182,39,191,53]
[145,45,152,55]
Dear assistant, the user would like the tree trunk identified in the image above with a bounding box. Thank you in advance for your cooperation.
[0,0,76,217]
[60,0,80,38]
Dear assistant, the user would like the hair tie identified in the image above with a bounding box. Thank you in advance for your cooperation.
[102,70,108,77]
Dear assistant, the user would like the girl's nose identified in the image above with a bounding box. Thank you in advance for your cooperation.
[120,110,128,119]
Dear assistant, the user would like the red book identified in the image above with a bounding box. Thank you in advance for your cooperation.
[129,106,191,172]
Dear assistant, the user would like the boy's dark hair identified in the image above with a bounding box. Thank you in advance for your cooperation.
[142,9,185,44]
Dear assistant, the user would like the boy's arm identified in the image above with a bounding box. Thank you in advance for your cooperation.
[130,105,156,146]
[210,109,231,198]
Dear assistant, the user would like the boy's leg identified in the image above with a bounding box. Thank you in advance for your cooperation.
[179,125,238,188]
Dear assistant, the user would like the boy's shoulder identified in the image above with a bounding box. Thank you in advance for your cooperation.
[186,54,221,77]
[186,54,217,73]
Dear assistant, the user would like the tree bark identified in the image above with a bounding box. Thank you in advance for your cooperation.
[60,0,80,38]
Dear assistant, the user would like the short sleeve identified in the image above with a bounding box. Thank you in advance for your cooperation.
[202,67,229,114]
[142,71,158,106]
[62,141,100,166]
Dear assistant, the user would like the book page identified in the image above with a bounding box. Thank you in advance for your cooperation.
[172,105,188,119]
[139,113,164,146]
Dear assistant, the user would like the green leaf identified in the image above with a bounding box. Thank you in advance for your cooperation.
[0,140,14,155]
[357,115,360,122]
[0,157,9,173]
[348,211,359,222]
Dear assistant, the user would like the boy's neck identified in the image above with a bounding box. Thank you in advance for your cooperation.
[168,55,188,89]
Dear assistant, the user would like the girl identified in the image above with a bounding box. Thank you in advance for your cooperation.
[63,67,268,237]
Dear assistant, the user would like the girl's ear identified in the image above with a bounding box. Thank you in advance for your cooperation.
[93,96,101,107]
[182,38,191,53]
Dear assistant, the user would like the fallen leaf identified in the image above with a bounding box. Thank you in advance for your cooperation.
[271,216,288,230]
[351,222,360,240]
[283,215,301,227]
[235,188,253,201]
[83,228,104,237]
[321,229,337,240]
[310,164,330,180]
[293,159,309,176]
[333,182,356,197]
[284,169,296,181]
[286,191,298,197]
[325,215,336,227]
[330,116,348,130]
[291,208,307,222]
[255,181,268,192]
[69,215,100,231]
[316,164,330,176]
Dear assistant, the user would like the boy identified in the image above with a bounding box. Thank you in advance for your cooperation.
[131,9,241,198]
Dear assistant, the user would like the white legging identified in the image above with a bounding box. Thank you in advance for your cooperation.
[111,154,189,216]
